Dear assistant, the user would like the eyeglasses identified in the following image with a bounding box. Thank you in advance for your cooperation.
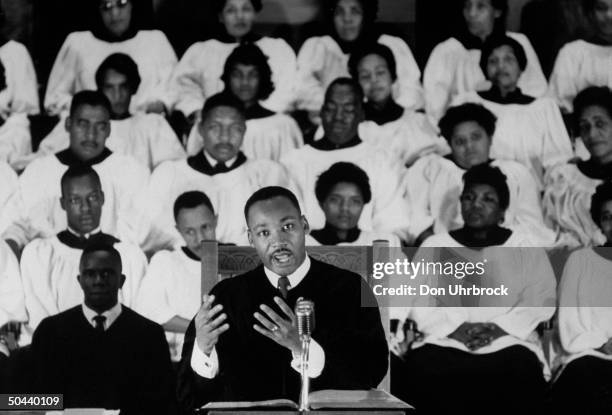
[99,0,129,11]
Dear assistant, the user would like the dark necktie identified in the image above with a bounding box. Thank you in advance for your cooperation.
[93,315,106,333]
[277,276,290,299]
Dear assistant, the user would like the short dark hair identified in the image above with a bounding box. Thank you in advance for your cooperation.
[315,162,372,205]
[213,0,262,14]
[479,34,528,76]
[221,43,274,101]
[60,165,102,196]
[327,0,378,25]
[80,242,122,273]
[244,186,301,222]
[462,164,510,211]
[573,86,612,136]
[439,103,497,143]
[591,181,612,226]
[173,191,215,220]
[348,42,397,82]
[325,77,365,105]
[95,53,142,94]
[69,90,112,118]
[200,92,246,124]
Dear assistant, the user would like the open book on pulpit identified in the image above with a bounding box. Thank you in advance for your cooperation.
[199,389,412,411]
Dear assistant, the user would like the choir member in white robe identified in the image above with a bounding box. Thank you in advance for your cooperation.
[280,78,410,241]
[169,0,296,118]
[347,42,449,167]
[137,191,216,361]
[543,86,612,247]
[20,165,146,335]
[308,162,401,247]
[2,91,149,250]
[185,43,302,161]
[0,240,27,335]
[295,0,423,117]
[404,103,555,247]
[451,35,573,189]
[0,161,18,235]
[37,53,185,170]
[141,93,295,252]
[548,0,612,113]
[423,0,547,122]
[44,0,177,116]
[392,165,555,413]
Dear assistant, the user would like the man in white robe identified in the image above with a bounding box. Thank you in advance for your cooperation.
[281,78,410,242]
[141,93,295,251]
[20,165,146,336]
[137,191,215,361]
[2,91,149,251]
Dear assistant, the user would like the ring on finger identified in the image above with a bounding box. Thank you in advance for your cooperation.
[271,325,280,332]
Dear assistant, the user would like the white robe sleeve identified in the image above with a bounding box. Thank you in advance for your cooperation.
[547,43,579,113]
[36,116,69,156]
[509,33,548,99]
[403,156,436,239]
[0,113,32,168]
[142,31,178,109]
[136,251,177,324]
[0,241,27,327]
[170,44,208,117]
[116,242,148,309]
[379,35,424,111]
[423,42,457,122]
[260,39,297,113]
[538,99,574,172]
[4,42,39,115]
[147,115,186,169]
[44,33,81,115]
[295,37,329,113]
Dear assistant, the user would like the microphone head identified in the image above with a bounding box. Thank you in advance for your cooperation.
[295,298,315,340]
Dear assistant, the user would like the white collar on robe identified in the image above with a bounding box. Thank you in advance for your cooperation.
[263,255,311,291]
[67,226,102,239]
[203,150,238,169]
[81,302,122,330]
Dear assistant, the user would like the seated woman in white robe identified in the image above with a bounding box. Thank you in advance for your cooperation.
[452,35,573,189]
[548,0,612,113]
[543,86,612,247]
[0,36,39,169]
[2,91,149,251]
[308,162,400,246]
[423,0,547,122]
[295,0,423,117]
[44,0,177,116]
[392,164,556,413]
[347,42,448,167]
[170,0,296,120]
[137,191,216,362]
[0,161,18,235]
[37,53,185,171]
[185,43,302,161]
[404,103,555,247]
[552,182,612,413]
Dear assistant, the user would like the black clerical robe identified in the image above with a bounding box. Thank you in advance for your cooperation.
[177,257,388,412]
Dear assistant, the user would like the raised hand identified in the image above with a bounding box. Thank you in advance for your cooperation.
[253,296,302,354]
[195,294,229,355]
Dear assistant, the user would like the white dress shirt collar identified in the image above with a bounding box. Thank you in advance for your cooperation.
[67,226,102,239]
[203,150,238,169]
[81,302,122,331]
[263,255,311,291]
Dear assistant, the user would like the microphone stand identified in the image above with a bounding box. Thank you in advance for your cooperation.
[299,338,311,411]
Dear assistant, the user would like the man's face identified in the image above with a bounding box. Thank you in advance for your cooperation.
[60,175,105,235]
[199,105,246,163]
[66,104,111,162]
[450,121,492,169]
[219,0,256,40]
[247,196,308,276]
[321,182,365,231]
[78,250,125,313]
[100,0,133,39]
[460,183,504,229]
[176,204,217,258]
[100,68,132,118]
[321,84,363,146]
[229,63,260,105]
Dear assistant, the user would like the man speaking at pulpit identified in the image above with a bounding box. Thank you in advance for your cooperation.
[177,186,388,413]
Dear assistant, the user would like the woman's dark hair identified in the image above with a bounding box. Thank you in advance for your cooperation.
[221,43,274,101]
[479,34,528,76]
[573,86,612,136]
[590,181,612,226]
[95,53,142,94]
[439,103,497,143]
[348,42,397,82]
[91,0,153,41]
[462,164,510,211]
[315,162,372,205]
[213,0,263,14]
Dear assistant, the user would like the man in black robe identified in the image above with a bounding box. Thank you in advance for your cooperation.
[177,186,388,412]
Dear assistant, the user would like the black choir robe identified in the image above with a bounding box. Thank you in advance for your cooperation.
[177,257,388,412]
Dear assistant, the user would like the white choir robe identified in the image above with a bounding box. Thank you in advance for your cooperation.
[295,34,424,114]
[358,111,450,167]
[141,158,296,250]
[548,40,612,113]
[423,32,547,122]
[37,113,186,170]
[280,143,411,241]
[2,152,149,248]
[185,113,303,161]
[558,248,612,368]
[0,161,18,235]
[542,163,606,248]
[451,92,573,189]
[0,114,32,169]
[403,154,556,246]
[136,248,200,362]
[44,30,178,115]
[0,240,27,328]
[404,233,556,377]
[307,229,402,247]
[170,37,296,115]
[20,235,147,333]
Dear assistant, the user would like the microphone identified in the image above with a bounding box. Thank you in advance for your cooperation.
[295,298,314,411]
